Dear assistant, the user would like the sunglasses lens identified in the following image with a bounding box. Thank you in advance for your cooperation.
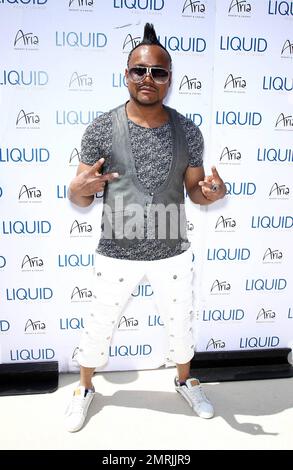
[129,67,147,82]
[151,68,169,83]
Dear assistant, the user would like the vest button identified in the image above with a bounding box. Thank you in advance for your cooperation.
[149,192,154,196]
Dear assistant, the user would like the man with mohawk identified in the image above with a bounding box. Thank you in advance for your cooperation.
[66,22,226,432]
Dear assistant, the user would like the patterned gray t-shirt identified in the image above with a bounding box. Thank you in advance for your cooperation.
[80,105,204,261]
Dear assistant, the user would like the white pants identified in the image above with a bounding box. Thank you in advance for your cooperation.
[77,248,195,368]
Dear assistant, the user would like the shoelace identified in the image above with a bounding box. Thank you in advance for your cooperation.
[188,385,210,403]
[68,394,86,414]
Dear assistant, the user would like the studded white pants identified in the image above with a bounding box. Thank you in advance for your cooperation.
[77,248,195,368]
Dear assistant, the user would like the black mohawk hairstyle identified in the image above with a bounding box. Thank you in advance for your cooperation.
[127,23,172,68]
[142,22,161,45]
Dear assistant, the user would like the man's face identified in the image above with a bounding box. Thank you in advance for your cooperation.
[125,45,171,106]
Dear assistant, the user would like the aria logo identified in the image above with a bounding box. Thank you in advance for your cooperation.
[14,30,39,50]
[281,39,293,58]
[210,280,231,294]
[179,75,202,94]
[117,315,139,330]
[68,72,93,91]
[24,319,46,334]
[21,255,44,271]
[224,74,246,92]
[256,308,276,322]
[68,0,94,11]
[70,286,93,301]
[262,248,283,263]
[228,0,252,16]
[268,182,290,199]
[215,216,236,232]
[219,147,241,164]
[69,148,81,166]
[18,185,42,202]
[206,338,225,350]
[16,110,40,129]
[275,113,293,130]
[181,0,206,17]
[69,220,93,236]
[122,33,141,53]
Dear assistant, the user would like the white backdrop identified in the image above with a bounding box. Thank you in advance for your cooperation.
[0,0,292,373]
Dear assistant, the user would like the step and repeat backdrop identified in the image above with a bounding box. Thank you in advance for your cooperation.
[0,0,292,372]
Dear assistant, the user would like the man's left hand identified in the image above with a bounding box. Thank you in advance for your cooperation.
[198,166,226,201]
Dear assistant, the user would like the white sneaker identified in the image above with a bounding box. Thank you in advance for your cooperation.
[175,377,214,419]
[64,385,95,432]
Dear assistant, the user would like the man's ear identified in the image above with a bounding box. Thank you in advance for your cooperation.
[125,68,129,83]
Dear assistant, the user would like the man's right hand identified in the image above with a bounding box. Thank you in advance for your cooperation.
[68,158,119,207]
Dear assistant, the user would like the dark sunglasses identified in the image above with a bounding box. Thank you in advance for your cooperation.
[127,66,170,84]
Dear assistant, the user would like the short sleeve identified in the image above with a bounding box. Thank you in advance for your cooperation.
[178,115,204,167]
[80,121,100,165]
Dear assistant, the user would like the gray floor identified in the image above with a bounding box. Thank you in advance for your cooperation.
[0,367,292,450]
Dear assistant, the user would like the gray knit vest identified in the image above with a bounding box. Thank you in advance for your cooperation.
[101,103,189,249]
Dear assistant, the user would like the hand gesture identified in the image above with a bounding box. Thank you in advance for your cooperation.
[198,166,226,201]
[76,158,119,196]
